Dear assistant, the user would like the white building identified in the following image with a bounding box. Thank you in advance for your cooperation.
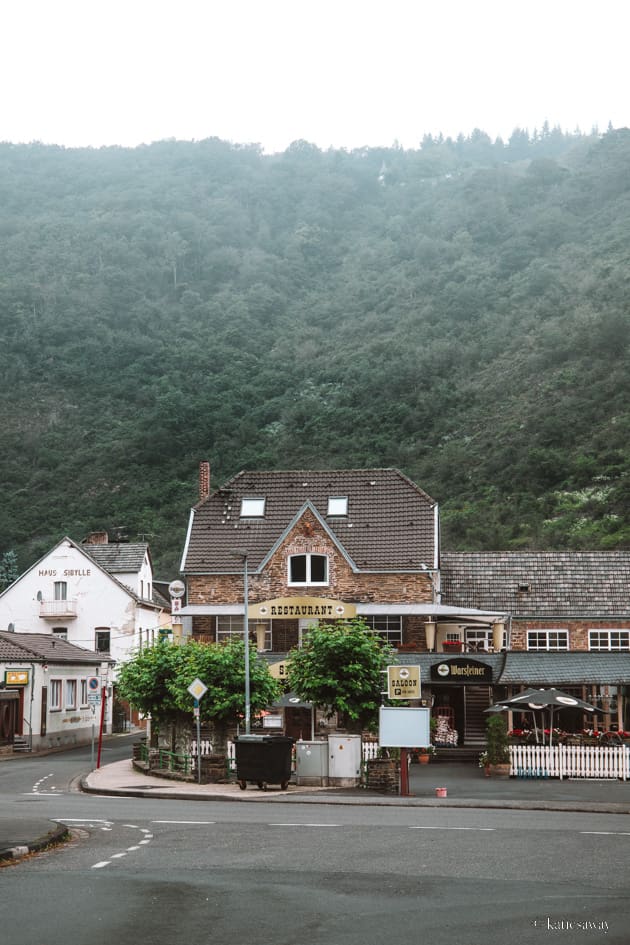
[0,534,169,675]
[0,631,113,752]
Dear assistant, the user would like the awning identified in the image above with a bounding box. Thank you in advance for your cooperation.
[497,652,630,686]
[180,601,507,621]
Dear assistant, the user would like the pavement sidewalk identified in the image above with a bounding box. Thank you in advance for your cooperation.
[3,758,629,863]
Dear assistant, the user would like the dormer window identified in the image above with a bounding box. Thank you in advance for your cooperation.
[288,553,328,586]
[241,497,266,517]
[327,496,348,516]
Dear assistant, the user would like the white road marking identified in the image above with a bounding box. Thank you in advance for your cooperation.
[581,831,630,836]
[408,826,496,831]
[151,820,216,825]
[92,861,110,869]
[268,823,341,828]
[111,853,127,859]
[126,845,141,851]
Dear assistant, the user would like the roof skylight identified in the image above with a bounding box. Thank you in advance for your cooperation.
[240,497,266,517]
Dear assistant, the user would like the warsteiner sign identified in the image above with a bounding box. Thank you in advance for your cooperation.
[430,658,493,684]
[387,665,421,699]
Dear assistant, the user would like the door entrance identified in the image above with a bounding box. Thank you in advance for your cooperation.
[284,706,313,741]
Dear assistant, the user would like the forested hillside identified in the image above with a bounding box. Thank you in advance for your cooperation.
[1,126,629,577]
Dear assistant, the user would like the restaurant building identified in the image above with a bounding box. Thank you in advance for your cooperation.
[179,463,630,743]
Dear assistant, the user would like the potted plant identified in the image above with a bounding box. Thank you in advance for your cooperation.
[413,746,434,764]
[485,715,511,778]
[478,751,490,777]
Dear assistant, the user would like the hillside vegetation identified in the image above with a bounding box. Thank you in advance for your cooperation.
[1,126,629,576]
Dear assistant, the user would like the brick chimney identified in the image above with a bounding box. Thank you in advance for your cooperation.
[199,461,211,501]
[84,531,109,545]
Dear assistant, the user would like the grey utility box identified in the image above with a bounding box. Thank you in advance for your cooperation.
[328,734,362,786]
[295,739,329,786]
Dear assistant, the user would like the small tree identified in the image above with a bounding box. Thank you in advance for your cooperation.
[287,619,394,733]
[117,639,280,754]
[486,713,510,765]
[0,550,19,593]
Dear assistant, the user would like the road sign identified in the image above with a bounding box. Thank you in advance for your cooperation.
[87,676,100,692]
[387,665,421,699]
[187,678,208,700]
[88,692,101,705]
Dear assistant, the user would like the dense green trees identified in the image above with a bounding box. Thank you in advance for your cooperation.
[116,639,280,751]
[0,127,629,575]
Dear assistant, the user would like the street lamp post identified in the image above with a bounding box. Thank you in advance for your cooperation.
[231,550,251,734]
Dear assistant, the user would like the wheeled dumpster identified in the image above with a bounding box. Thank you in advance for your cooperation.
[234,734,294,791]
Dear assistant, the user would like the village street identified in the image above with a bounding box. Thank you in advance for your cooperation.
[1,738,628,944]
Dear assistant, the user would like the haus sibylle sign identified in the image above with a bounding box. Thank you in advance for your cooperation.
[430,658,493,684]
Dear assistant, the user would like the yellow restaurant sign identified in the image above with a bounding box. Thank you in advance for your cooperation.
[6,670,30,686]
[248,597,357,620]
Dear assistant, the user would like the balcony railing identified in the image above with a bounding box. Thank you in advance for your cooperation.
[39,599,78,619]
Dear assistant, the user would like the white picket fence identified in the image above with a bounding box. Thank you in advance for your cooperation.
[510,743,630,780]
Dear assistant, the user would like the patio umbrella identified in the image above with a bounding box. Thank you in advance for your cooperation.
[486,688,602,745]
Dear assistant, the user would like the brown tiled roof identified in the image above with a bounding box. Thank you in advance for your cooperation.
[441,551,630,618]
[0,632,104,664]
[182,468,437,573]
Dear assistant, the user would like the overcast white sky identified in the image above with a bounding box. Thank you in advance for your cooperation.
[2,0,628,153]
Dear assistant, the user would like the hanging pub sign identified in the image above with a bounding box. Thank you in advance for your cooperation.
[430,658,493,684]
[5,669,30,686]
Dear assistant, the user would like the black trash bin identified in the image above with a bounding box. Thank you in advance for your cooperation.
[234,734,294,791]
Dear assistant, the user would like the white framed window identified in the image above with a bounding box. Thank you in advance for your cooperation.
[527,630,569,651]
[54,581,68,601]
[50,678,62,711]
[95,629,111,653]
[288,553,328,586]
[363,615,402,645]
[589,630,630,651]
[217,615,245,643]
[241,497,266,517]
[52,627,68,641]
[65,679,77,710]
[80,678,89,707]
[465,629,492,652]
[216,616,272,650]
[327,496,348,516]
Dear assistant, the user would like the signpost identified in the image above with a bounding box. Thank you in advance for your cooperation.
[379,705,430,798]
[87,675,101,769]
[188,678,208,783]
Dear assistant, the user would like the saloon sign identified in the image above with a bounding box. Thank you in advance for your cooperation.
[387,665,421,699]
[430,658,493,684]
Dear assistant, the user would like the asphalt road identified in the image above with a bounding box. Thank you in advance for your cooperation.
[1,740,628,945]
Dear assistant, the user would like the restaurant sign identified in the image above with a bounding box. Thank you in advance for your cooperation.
[430,658,493,684]
[248,597,356,619]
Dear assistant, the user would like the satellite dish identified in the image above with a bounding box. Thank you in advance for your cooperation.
[168,580,186,599]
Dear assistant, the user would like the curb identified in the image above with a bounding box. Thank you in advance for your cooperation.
[0,823,69,863]
[79,776,630,814]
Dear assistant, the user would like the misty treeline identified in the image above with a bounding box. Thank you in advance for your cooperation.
[1,125,629,575]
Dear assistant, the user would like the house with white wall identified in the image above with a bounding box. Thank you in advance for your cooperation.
[0,631,113,752]
[0,535,168,676]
